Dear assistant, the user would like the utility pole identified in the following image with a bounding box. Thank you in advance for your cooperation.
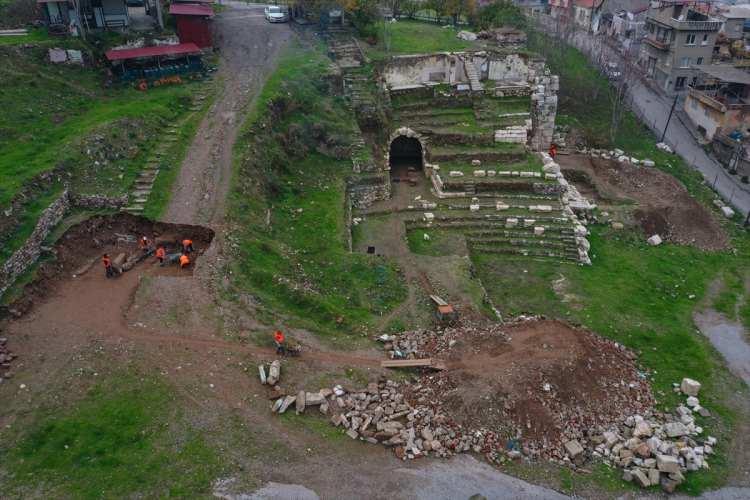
[661,94,679,143]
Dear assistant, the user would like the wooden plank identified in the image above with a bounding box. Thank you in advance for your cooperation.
[381,358,434,369]
[429,294,448,306]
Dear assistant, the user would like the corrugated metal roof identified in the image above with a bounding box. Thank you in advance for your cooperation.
[696,65,750,85]
[169,3,214,16]
[105,43,201,61]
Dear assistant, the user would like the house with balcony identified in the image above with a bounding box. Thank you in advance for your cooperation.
[37,0,130,34]
[639,4,721,94]
[683,64,750,141]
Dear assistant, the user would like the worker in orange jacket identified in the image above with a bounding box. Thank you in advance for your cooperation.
[182,238,194,254]
[549,143,558,159]
[179,253,190,269]
[102,254,115,278]
[155,246,166,266]
[274,330,286,355]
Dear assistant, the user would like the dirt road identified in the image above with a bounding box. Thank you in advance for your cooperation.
[163,2,293,226]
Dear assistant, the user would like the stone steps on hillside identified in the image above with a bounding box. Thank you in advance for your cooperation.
[123,204,144,213]
[463,59,483,92]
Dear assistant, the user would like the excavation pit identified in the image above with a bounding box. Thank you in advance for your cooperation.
[1,213,214,318]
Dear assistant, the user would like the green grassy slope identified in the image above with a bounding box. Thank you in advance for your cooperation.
[227,44,406,343]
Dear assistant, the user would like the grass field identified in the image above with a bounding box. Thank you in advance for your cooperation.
[0,374,221,498]
[227,44,406,343]
[364,19,473,60]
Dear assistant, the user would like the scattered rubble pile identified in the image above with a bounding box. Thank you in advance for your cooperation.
[262,319,717,493]
[591,378,717,493]
[0,336,14,381]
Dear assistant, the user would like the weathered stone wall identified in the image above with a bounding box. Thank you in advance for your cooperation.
[0,190,70,297]
[530,73,559,152]
[493,85,531,98]
[70,193,128,210]
[0,166,65,247]
[486,54,531,82]
[383,53,467,88]
[532,182,565,195]
[348,175,391,208]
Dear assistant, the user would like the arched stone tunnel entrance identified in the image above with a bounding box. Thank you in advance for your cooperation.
[389,135,424,170]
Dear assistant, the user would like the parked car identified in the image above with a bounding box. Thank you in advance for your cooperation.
[264,5,288,23]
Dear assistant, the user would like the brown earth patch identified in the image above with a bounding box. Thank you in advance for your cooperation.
[557,154,729,251]
[1,213,214,319]
[393,318,655,458]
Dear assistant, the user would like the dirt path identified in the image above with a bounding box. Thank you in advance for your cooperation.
[163,2,293,226]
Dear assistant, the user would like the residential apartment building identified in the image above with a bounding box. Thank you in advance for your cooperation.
[640,4,721,94]
[572,0,603,31]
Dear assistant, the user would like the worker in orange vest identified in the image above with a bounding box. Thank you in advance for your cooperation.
[102,253,115,278]
[179,253,190,269]
[155,246,166,266]
[274,330,286,355]
[182,238,194,254]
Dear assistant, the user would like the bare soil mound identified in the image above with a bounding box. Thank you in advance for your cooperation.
[1,213,214,319]
[558,155,729,251]
[389,318,655,459]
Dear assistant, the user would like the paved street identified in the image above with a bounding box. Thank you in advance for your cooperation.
[539,17,750,215]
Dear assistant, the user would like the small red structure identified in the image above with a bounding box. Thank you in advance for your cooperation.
[169,3,213,49]
[105,43,202,62]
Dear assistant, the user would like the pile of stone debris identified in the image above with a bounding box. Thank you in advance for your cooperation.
[0,336,14,381]
[264,320,716,494]
[268,375,481,458]
[561,377,716,493]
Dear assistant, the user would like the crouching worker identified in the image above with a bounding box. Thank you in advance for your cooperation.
[139,235,151,254]
[155,246,166,266]
[179,253,190,270]
[182,238,194,254]
[102,253,116,278]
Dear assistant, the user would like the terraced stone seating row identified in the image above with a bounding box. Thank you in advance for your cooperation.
[467,235,575,250]
[465,228,576,241]
[429,144,527,163]
[405,214,572,228]
[469,243,580,261]
[440,200,563,211]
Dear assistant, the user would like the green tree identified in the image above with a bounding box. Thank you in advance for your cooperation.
[445,0,475,26]
[475,0,527,30]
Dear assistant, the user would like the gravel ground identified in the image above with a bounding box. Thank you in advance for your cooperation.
[163,1,294,226]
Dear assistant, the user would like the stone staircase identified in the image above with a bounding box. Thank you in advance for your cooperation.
[463,59,483,92]
[123,89,209,214]
[328,34,364,69]
[343,69,376,108]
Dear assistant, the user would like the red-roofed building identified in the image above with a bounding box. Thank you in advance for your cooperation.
[169,3,213,48]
